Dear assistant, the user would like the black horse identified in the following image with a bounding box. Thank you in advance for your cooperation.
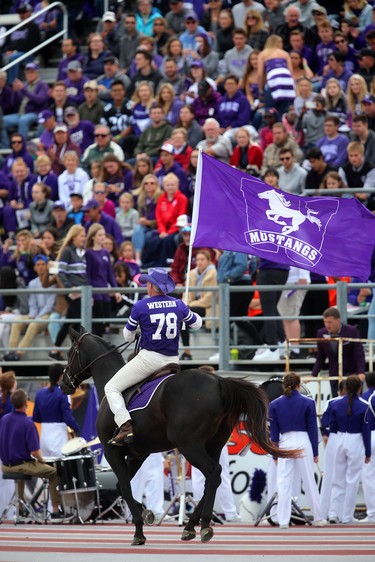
[62,326,298,545]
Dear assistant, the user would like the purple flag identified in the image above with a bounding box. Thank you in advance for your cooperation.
[191,153,375,281]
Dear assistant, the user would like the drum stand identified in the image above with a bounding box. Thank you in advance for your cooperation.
[158,456,197,526]
[254,492,312,527]
[95,496,128,523]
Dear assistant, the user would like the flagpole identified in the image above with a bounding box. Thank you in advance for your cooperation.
[183,147,203,306]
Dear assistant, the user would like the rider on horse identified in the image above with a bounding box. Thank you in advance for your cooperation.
[106,267,203,445]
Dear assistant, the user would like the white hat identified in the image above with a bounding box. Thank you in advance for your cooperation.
[160,143,175,154]
[102,11,116,22]
[176,214,191,228]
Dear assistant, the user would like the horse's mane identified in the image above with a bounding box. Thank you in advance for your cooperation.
[275,191,291,207]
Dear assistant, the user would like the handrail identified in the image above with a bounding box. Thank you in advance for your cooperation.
[0,2,68,74]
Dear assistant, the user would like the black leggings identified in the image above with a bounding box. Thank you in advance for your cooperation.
[180,306,206,347]
[92,300,111,337]
[55,296,81,348]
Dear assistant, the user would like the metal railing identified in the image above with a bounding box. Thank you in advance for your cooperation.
[0,280,374,369]
[0,2,68,74]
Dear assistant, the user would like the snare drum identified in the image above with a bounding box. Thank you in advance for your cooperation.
[55,454,96,494]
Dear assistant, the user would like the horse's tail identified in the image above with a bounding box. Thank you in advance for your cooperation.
[220,378,300,459]
[307,210,322,229]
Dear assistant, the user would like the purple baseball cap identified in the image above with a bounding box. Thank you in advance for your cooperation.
[82,199,100,212]
[190,60,204,68]
[52,200,66,210]
[138,268,176,294]
[25,62,39,71]
[38,110,54,124]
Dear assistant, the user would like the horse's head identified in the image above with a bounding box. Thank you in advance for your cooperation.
[60,326,92,395]
[258,190,272,200]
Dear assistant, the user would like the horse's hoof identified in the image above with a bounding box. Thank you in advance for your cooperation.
[131,536,146,546]
[181,529,196,541]
[142,509,155,526]
[200,527,214,543]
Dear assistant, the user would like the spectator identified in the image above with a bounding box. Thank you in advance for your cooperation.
[160,36,187,77]
[289,29,314,70]
[132,173,162,264]
[58,151,89,208]
[197,118,233,164]
[170,224,214,287]
[28,181,53,236]
[83,33,111,80]
[78,80,104,125]
[36,110,56,150]
[47,123,80,176]
[116,192,139,241]
[156,83,183,126]
[230,127,263,173]
[339,141,374,205]
[351,112,375,167]
[0,71,19,149]
[261,122,303,174]
[1,133,34,175]
[118,12,143,73]
[128,49,163,98]
[170,127,193,170]
[217,75,252,139]
[133,105,173,162]
[3,158,36,235]
[57,38,84,81]
[50,200,75,240]
[48,81,69,124]
[85,223,120,337]
[264,0,285,34]
[63,106,94,153]
[346,74,369,125]
[2,63,49,146]
[322,52,352,91]
[358,48,375,89]
[193,31,219,79]
[135,0,161,36]
[158,58,185,96]
[244,9,269,50]
[0,371,17,419]
[165,0,188,35]
[99,10,121,56]
[83,199,123,247]
[34,154,58,200]
[277,147,307,193]
[258,107,278,150]
[0,229,37,288]
[319,170,347,195]
[118,241,142,281]
[64,61,87,106]
[152,16,170,56]
[305,147,337,190]
[92,182,116,218]
[142,173,188,267]
[191,79,222,126]
[155,142,190,197]
[296,94,326,151]
[324,78,348,125]
[176,105,204,148]
[275,4,312,50]
[317,115,350,168]
[315,21,336,78]
[361,93,375,129]
[182,60,216,105]
[131,155,154,191]
[2,3,40,85]
[215,8,235,58]
[101,154,133,205]
[3,254,56,361]
[130,81,154,139]
[345,0,373,32]
[179,11,207,53]
[82,124,124,172]
[68,192,85,225]
[333,31,359,74]
[101,80,135,159]
[217,28,252,82]
[232,0,266,29]
[97,56,131,102]
[294,78,316,118]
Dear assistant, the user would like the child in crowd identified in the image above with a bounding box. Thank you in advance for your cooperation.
[116,193,139,242]
[118,241,141,281]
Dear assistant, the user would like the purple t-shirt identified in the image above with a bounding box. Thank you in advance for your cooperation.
[126,295,199,356]
[0,411,39,465]
[68,121,95,152]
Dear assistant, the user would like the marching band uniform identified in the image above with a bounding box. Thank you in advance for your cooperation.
[269,389,324,527]
[131,453,165,517]
[33,384,80,457]
[329,392,371,523]
[319,395,343,520]
[361,387,375,522]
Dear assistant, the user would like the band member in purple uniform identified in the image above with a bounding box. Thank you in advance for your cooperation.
[106,267,202,445]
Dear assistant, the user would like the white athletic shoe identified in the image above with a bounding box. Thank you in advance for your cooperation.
[225,514,242,522]
[252,348,280,361]
[279,524,289,529]
[209,352,220,361]
[314,519,327,527]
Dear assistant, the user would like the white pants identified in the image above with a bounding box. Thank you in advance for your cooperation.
[362,431,375,519]
[40,423,69,458]
[330,432,364,523]
[131,453,165,515]
[276,431,322,526]
[104,349,179,427]
[320,433,338,519]
[191,446,238,518]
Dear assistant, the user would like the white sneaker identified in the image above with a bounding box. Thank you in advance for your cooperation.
[252,348,280,361]
[209,352,220,361]
[279,524,289,529]
[225,514,242,522]
[314,519,327,527]
[329,516,340,524]
[253,344,267,357]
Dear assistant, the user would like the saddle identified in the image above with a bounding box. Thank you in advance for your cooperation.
[123,363,181,407]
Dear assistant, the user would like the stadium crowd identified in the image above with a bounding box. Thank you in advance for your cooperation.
[1,0,375,362]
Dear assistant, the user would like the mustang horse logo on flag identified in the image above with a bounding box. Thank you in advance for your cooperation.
[241,178,339,269]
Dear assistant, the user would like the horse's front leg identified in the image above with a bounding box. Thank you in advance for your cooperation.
[181,496,205,541]
[103,444,146,546]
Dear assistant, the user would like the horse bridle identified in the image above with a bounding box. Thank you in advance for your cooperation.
[63,332,139,390]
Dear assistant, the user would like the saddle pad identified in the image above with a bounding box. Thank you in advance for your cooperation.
[128,373,175,413]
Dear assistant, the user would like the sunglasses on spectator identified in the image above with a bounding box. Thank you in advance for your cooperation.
[94,190,106,195]
[95,133,109,137]
[280,157,291,161]
[334,39,345,44]
[11,140,22,144]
